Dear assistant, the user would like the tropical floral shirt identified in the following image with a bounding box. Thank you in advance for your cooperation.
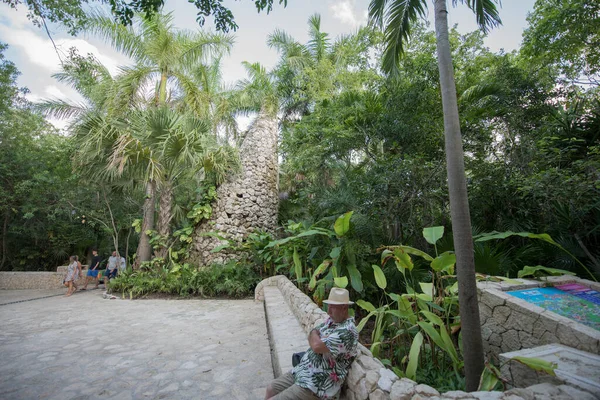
[292,317,358,399]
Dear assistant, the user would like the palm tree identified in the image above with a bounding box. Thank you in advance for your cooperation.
[85,11,234,111]
[84,11,234,263]
[122,107,239,257]
[369,0,502,390]
[268,13,373,118]
[40,43,237,265]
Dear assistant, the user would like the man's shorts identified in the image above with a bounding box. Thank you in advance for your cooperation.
[87,269,99,277]
[105,269,118,279]
[269,372,320,400]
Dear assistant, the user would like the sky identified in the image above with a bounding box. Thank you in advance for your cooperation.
[0,0,537,129]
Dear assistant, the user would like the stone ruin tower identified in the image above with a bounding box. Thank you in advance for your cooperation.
[190,112,279,265]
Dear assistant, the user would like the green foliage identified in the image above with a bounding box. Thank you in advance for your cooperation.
[187,186,217,224]
[475,230,597,281]
[510,356,557,376]
[517,265,576,279]
[110,261,260,298]
[522,0,600,84]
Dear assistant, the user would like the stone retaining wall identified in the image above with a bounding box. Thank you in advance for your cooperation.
[255,276,592,400]
[0,267,92,290]
[478,275,600,362]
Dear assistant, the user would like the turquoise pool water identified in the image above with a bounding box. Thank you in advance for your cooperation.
[508,284,600,331]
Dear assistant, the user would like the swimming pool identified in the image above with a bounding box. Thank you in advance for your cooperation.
[508,283,600,331]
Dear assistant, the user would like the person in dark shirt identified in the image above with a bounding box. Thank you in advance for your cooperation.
[82,249,102,290]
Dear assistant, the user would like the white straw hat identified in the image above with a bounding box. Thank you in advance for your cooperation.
[323,288,354,305]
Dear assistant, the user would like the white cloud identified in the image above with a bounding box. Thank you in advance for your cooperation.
[44,85,67,98]
[329,0,367,28]
[0,25,121,76]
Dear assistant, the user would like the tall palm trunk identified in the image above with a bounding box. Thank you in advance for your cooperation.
[434,0,484,390]
[136,179,156,266]
[156,179,174,258]
[190,110,279,266]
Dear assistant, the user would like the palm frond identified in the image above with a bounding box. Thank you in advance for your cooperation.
[85,10,146,62]
[454,0,502,32]
[35,99,89,120]
[371,0,428,76]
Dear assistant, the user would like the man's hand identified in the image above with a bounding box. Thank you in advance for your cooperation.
[308,329,330,354]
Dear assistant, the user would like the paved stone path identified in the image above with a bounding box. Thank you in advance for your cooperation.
[0,289,65,305]
[0,290,273,400]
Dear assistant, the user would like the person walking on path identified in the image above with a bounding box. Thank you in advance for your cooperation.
[63,256,79,297]
[104,250,119,288]
[265,287,359,400]
[82,249,101,290]
[72,255,82,291]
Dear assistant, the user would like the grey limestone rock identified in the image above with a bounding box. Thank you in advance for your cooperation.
[390,379,416,400]
[415,384,440,397]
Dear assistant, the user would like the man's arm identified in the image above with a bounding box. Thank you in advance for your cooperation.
[308,329,330,354]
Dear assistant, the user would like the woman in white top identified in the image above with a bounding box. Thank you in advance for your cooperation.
[64,256,78,297]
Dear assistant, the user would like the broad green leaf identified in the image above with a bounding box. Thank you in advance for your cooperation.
[517,265,576,278]
[405,332,423,380]
[370,342,382,358]
[380,358,392,367]
[334,276,348,288]
[356,299,376,313]
[511,357,557,376]
[431,251,456,272]
[420,310,443,326]
[356,311,374,332]
[330,246,341,259]
[265,230,330,248]
[419,282,434,299]
[293,247,302,281]
[309,260,331,290]
[393,249,414,273]
[385,309,403,318]
[394,245,434,261]
[418,321,444,348]
[392,367,405,378]
[439,324,460,363]
[388,292,401,302]
[334,211,354,237]
[423,226,444,245]
[478,363,502,391]
[495,276,524,284]
[475,231,560,247]
[347,263,363,292]
[372,264,387,290]
[398,297,417,324]
[448,281,459,295]
[381,249,394,265]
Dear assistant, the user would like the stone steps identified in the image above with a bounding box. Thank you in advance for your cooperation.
[263,285,308,377]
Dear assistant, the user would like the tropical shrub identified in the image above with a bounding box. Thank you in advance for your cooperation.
[109,261,260,299]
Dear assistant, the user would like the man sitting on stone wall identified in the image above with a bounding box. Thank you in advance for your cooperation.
[265,288,358,400]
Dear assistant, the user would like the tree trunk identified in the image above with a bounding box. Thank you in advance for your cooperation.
[156,179,174,258]
[190,110,279,266]
[434,0,484,391]
[136,180,156,267]
[157,180,174,238]
[125,227,132,265]
[0,211,8,271]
